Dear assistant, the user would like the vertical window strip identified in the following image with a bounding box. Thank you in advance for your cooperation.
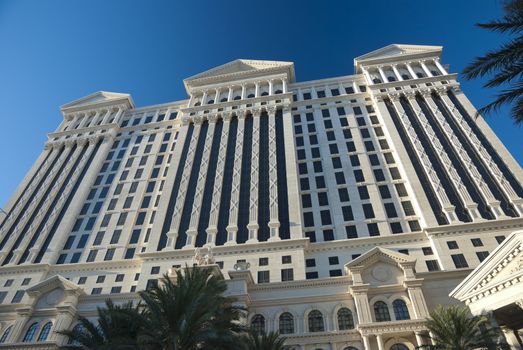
[175,121,209,249]
[196,119,223,247]
[257,112,270,241]
[276,110,290,239]
[157,125,194,250]
[237,115,253,243]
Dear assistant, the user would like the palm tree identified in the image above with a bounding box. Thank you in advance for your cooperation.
[58,299,142,350]
[462,0,523,124]
[137,266,246,350]
[418,305,509,350]
[242,330,287,350]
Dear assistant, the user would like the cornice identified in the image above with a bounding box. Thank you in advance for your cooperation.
[369,73,458,90]
[140,238,309,262]
[0,263,50,275]
[250,275,350,292]
[425,217,523,238]
[289,74,365,88]
[48,123,118,139]
[357,318,427,335]
[291,92,370,108]
[248,292,352,308]
[49,259,142,274]
[182,93,292,114]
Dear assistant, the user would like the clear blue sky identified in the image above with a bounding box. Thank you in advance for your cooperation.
[0,0,521,207]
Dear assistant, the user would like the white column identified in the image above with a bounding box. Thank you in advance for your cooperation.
[361,67,373,84]
[241,84,246,99]
[282,78,288,93]
[215,88,220,103]
[420,60,433,77]
[406,92,482,221]
[247,109,261,243]
[206,113,232,245]
[166,119,203,249]
[376,334,385,350]
[202,90,208,105]
[188,92,195,107]
[89,110,102,127]
[101,109,112,124]
[421,90,505,218]
[77,113,90,128]
[377,66,388,83]
[255,81,260,98]
[185,116,217,248]
[362,335,371,350]
[434,58,448,75]
[267,107,280,241]
[226,111,246,245]
[387,93,458,223]
[114,105,126,124]
[415,332,428,348]
[406,63,417,79]
[227,87,233,102]
[9,308,31,343]
[392,65,403,81]
[268,80,274,95]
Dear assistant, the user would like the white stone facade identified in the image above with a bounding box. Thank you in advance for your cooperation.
[0,44,522,349]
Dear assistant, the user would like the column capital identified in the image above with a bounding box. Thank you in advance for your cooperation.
[267,106,277,116]
[193,116,204,125]
[251,108,262,117]
[207,114,218,124]
[222,112,232,122]
[236,110,246,119]
[388,92,401,102]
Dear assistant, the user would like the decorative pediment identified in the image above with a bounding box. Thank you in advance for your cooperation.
[60,91,134,113]
[354,44,442,72]
[26,275,84,299]
[346,247,415,270]
[184,59,295,90]
[450,230,523,303]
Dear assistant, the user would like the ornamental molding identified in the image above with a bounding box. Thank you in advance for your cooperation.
[182,92,292,114]
[357,318,427,336]
[61,92,134,114]
[425,217,523,237]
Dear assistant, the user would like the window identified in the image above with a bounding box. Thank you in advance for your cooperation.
[115,274,124,282]
[111,287,122,294]
[391,344,409,350]
[87,250,97,262]
[452,254,469,268]
[251,314,265,334]
[477,251,489,262]
[362,204,375,219]
[393,299,410,320]
[368,223,380,236]
[91,288,102,295]
[282,255,292,264]
[306,271,319,279]
[471,238,483,247]
[384,203,398,218]
[306,258,316,267]
[151,266,160,274]
[37,322,52,341]
[329,256,339,265]
[259,257,268,266]
[281,268,294,281]
[337,308,355,330]
[495,235,506,243]
[12,290,24,303]
[0,326,12,343]
[308,310,325,332]
[279,312,294,334]
[22,278,31,286]
[23,322,39,342]
[330,269,342,277]
[447,241,459,249]
[257,271,270,284]
[0,292,7,303]
[426,260,440,271]
[110,230,121,244]
[422,247,433,255]
[374,301,391,322]
[104,248,115,261]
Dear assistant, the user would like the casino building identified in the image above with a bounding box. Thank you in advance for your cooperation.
[0,44,522,349]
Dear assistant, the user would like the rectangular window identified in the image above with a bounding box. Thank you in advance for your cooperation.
[346,225,358,238]
[367,223,380,236]
[426,260,440,271]
[384,203,398,218]
[328,256,339,265]
[87,250,97,262]
[11,290,24,303]
[259,257,269,266]
[329,269,342,277]
[323,229,334,241]
[104,248,115,261]
[362,204,375,219]
[447,241,459,249]
[124,248,135,260]
[471,238,483,247]
[306,258,316,267]
[257,271,270,284]
[282,255,292,264]
[91,288,102,295]
[495,235,506,243]
[476,251,489,262]
[342,206,354,221]
[306,272,319,279]
[422,247,433,255]
[320,210,332,225]
[110,230,121,244]
[281,268,294,282]
[451,254,469,268]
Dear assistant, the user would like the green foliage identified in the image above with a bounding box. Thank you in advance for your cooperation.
[242,330,287,350]
[463,0,523,124]
[59,266,247,350]
[417,305,509,350]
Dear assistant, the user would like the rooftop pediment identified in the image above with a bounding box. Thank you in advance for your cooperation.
[450,230,523,302]
[345,246,415,270]
[26,275,84,298]
[354,44,442,72]
[184,59,295,91]
[61,91,134,113]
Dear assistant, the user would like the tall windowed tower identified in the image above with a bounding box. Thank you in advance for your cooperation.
[0,44,521,349]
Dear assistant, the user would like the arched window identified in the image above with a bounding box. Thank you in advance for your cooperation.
[402,74,410,80]
[220,98,228,103]
[337,308,355,330]
[308,310,324,332]
[22,322,39,342]
[207,100,214,104]
[390,344,409,350]
[393,299,410,320]
[275,89,283,94]
[37,322,52,341]
[374,301,391,322]
[251,314,265,334]
[387,76,396,82]
[67,324,85,345]
[234,95,241,100]
[0,326,12,343]
[373,78,382,84]
[261,91,269,96]
[431,70,440,76]
[416,72,425,78]
[194,101,201,106]
[343,347,359,350]
[247,93,255,98]
[278,312,294,334]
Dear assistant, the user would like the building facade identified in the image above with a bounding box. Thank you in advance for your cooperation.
[0,44,522,350]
